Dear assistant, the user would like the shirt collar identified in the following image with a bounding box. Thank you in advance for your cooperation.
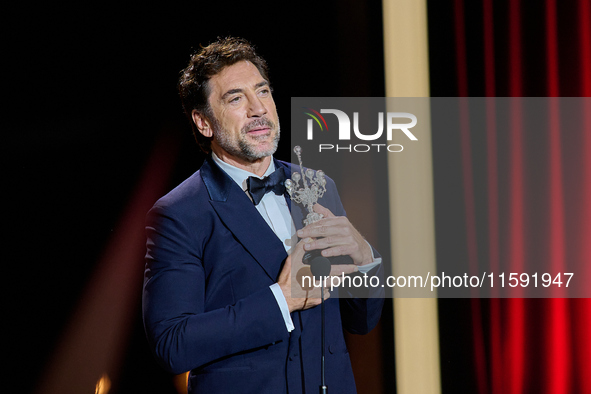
[211,152,275,192]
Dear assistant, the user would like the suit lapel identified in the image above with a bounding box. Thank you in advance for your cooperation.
[200,157,287,281]
[201,157,310,338]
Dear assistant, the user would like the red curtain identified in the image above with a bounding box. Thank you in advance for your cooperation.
[450,0,591,393]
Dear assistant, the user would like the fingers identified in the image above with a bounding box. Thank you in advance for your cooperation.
[289,239,307,268]
[283,238,332,312]
[298,218,360,257]
[330,264,358,276]
[302,232,358,256]
[296,212,373,265]
[297,216,351,239]
[290,282,331,311]
[313,203,335,218]
[299,287,331,310]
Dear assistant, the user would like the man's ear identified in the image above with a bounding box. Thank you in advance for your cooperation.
[192,110,213,138]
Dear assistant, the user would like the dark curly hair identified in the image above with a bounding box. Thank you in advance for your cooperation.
[178,37,270,153]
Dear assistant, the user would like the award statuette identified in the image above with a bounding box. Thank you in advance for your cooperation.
[285,146,327,226]
[285,146,334,279]
[285,146,330,278]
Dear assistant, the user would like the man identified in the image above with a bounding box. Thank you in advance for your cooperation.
[143,37,384,394]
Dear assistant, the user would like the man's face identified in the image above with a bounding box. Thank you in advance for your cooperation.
[204,60,280,163]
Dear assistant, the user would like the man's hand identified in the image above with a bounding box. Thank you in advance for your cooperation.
[296,204,374,267]
[277,240,330,313]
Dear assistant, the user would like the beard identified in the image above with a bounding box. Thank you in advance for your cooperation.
[211,115,280,162]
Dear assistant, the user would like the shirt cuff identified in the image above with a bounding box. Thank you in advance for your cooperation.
[269,283,295,332]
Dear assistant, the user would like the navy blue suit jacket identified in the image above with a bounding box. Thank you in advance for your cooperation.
[143,156,384,394]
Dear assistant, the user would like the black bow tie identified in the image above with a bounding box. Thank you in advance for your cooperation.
[246,167,286,205]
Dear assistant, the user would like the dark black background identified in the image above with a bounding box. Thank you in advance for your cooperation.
[5,0,514,392]
[4,1,392,393]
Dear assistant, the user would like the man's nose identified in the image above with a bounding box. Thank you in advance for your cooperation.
[248,95,267,117]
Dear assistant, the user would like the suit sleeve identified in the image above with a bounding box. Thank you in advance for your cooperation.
[321,176,385,335]
[339,262,385,334]
[142,203,289,375]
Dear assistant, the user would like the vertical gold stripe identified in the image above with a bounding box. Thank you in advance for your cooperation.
[382,1,442,394]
